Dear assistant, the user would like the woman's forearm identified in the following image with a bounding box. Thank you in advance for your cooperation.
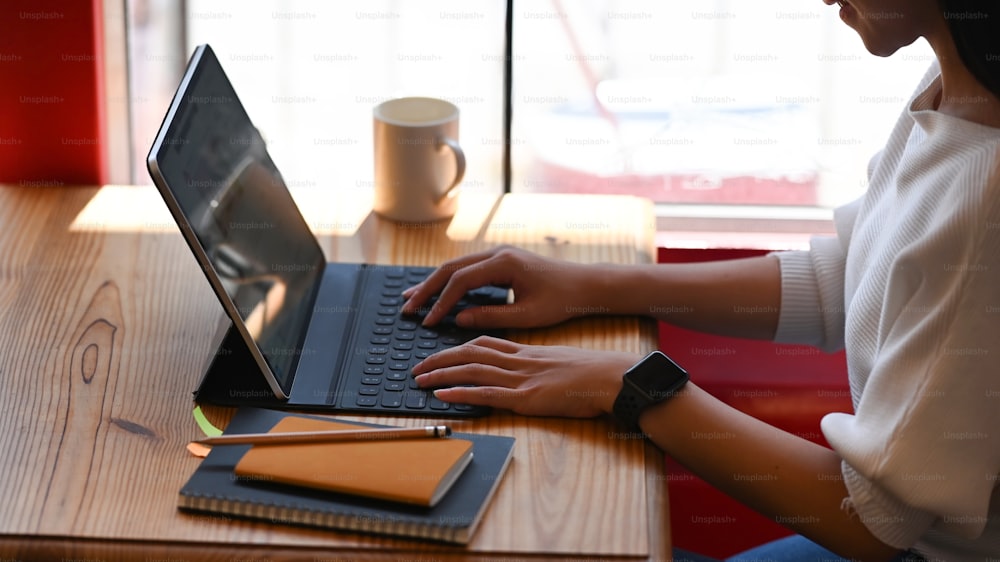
[587,255,782,340]
[635,383,902,562]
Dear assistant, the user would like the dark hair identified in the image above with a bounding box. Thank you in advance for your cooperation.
[938,1,1000,98]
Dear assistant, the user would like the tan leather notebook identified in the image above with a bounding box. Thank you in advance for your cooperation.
[233,416,473,507]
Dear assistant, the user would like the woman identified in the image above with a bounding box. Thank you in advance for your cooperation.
[401,0,1000,560]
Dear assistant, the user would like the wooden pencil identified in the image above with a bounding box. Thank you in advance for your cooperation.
[193,425,452,446]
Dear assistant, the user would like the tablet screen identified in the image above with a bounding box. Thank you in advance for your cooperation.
[147,45,324,397]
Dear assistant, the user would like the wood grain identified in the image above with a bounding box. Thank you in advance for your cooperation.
[0,184,666,561]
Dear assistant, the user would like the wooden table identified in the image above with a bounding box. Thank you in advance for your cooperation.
[0,184,667,561]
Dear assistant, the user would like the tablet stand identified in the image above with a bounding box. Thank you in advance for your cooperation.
[194,323,285,408]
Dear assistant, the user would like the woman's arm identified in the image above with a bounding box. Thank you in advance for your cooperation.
[415,340,902,562]
[638,383,902,562]
[403,246,782,340]
[587,255,782,340]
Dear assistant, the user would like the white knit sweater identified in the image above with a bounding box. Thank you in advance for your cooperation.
[773,61,1000,560]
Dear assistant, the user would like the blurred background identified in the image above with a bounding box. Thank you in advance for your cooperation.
[127,0,934,246]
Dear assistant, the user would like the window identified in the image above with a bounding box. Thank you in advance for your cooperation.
[128,0,507,202]
[126,0,935,246]
[508,1,933,228]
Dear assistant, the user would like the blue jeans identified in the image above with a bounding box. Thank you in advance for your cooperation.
[673,534,926,561]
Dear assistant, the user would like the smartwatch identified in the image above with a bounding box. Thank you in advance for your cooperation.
[612,351,689,433]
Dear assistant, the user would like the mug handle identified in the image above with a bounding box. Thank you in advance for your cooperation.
[436,137,465,201]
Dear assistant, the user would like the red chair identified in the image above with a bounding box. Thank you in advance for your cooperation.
[657,248,852,559]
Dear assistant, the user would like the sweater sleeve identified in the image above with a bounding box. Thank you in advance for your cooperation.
[771,197,862,352]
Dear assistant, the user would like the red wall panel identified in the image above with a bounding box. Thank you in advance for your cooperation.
[0,0,107,185]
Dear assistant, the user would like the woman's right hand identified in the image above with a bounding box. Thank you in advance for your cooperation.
[401,246,599,329]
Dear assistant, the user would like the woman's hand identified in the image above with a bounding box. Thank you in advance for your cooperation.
[401,246,601,329]
[411,336,639,418]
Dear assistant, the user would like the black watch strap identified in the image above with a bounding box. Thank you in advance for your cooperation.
[612,380,650,433]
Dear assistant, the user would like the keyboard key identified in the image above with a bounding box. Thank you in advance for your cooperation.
[358,387,379,396]
[365,355,386,364]
[418,341,438,350]
[374,317,395,325]
[397,321,418,331]
[441,336,463,346]
[392,342,413,350]
[381,391,403,408]
[363,366,384,375]
[415,350,433,359]
[418,330,439,339]
[361,375,382,385]
[384,279,404,288]
[377,307,397,316]
[386,371,407,381]
[382,289,401,297]
[405,391,428,409]
[407,377,421,389]
[384,267,405,279]
[380,297,402,306]
[384,381,405,391]
[429,397,451,410]
[454,403,476,412]
[390,351,410,361]
[373,326,393,335]
[356,396,378,407]
[370,336,390,345]
[388,362,409,372]
[368,346,388,355]
[396,332,415,341]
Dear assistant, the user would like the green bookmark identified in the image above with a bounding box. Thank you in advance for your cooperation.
[192,405,223,437]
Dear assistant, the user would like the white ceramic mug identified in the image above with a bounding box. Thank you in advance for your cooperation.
[372,97,466,223]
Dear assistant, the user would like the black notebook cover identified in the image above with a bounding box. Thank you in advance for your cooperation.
[178,407,515,544]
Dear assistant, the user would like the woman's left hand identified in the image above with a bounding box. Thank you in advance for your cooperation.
[412,336,639,418]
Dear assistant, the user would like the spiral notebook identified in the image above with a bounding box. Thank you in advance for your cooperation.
[178,407,515,544]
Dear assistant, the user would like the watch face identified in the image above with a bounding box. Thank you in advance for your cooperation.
[625,351,688,400]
